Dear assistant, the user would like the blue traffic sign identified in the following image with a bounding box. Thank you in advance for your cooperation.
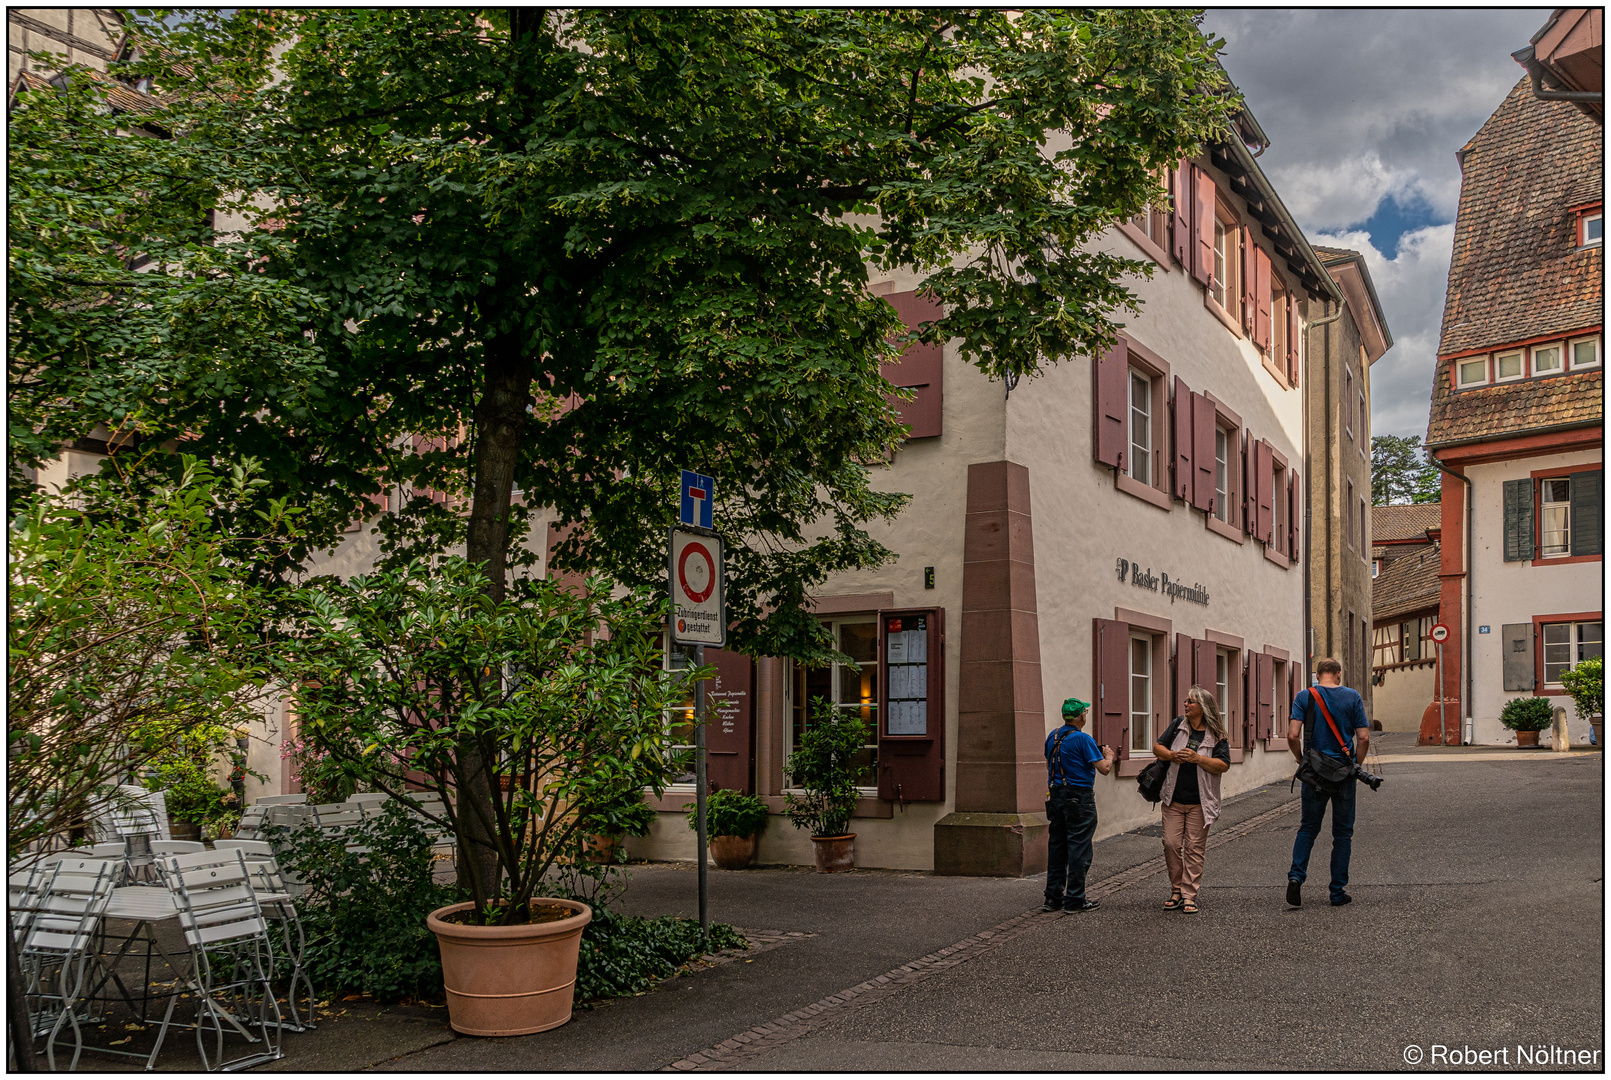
[680,470,714,529]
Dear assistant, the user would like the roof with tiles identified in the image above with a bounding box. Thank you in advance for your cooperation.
[1371,539,1442,623]
[1427,78,1603,447]
[1372,503,1441,544]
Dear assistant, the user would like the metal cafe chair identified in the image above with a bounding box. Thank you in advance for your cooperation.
[254,794,308,806]
[16,858,119,1071]
[158,849,284,1070]
[150,840,207,856]
[213,840,316,1031]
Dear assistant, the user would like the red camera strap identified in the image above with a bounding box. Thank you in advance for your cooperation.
[1310,687,1352,759]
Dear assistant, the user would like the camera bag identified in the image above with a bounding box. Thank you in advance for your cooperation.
[1294,688,1355,795]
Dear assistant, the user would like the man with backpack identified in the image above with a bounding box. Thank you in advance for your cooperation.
[1285,658,1371,908]
[1041,697,1115,913]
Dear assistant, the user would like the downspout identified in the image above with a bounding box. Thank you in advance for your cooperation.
[1305,302,1347,676]
[1511,46,1604,105]
[1428,450,1473,746]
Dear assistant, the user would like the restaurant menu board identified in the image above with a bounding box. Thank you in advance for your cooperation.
[884,614,929,736]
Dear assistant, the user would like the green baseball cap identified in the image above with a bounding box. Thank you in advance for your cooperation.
[1061,697,1090,721]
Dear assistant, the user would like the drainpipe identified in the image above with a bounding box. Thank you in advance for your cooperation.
[1428,451,1473,746]
[1305,303,1347,676]
[1511,46,1604,105]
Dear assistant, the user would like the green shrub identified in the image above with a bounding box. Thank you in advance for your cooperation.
[1499,696,1555,732]
[1559,656,1604,722]
[574,906,746,1004]
[783,697,867,837]
[685,789,769,839]
[585,791,659,839]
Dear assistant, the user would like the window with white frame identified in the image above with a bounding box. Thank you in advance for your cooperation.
[1570,336,1599,370]
[1213,426,1230,523]
[1344,369,1354,437]
[1580,209,1602,248]
[1346,480,1356,549]
[1215,650,1230,722]
[1359,389,1368,456]
[1212,219,1229,310]
[1457,356,1489,387]
[1532,343,1564,375]
[1543,621,1603,686]
[787,620,880,791]
[1128,370,1152,485]
[1541,478,1572,557]
[1494,348,1524,383]
[1129,635,1153,753]
[1372,559,1381,578]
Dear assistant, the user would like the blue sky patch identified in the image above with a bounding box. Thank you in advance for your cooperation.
[1351,194,1445,260]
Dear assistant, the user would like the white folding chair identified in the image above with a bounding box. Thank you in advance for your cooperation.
[211,843,315,1031]
[84,841,128,859]
[150,840,206,856]
[346,792,390,808]
[158,850,284,1070]
[17,859,118,1071]
[254,794,308,806]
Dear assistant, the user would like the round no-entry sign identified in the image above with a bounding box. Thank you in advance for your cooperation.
[669,528,725,646]
[1429,623,1450,644]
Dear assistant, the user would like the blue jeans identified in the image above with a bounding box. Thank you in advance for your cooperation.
[1046,786,1097,905]
[1288,778,1357,901]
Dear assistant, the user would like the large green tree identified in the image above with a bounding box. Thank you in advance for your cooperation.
[1371,434,1440,505]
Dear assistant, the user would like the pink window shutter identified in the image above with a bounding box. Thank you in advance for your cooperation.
[1172,376,1193,501]
[1095,618,1132,759]
[1256,440,1275,544]
[1191,166,1215,288]
[1240,226,1256,334]
[1254,247,1273,352]
[1288,473,1301,562]
[1171,161,1192,269]
[1174,634,1195,727]
[1094,337,1129,470]
[882,291,945,439]
[1191,391,1216,514]
[1287,299,1302,385]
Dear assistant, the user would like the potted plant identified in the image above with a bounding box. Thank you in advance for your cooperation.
[685,789,769,869]
[1499,696,1554,747]
[783,698,868,872]
[282,559,697,1036]
[583,793,658,864]
[1559,656,1604,748]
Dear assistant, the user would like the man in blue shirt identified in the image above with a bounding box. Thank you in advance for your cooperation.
[1285,657,1371,908]
[1042,697,1115,913]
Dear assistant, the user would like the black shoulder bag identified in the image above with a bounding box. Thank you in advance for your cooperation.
[1137,718,1182,803]
[1293,689,1356,795]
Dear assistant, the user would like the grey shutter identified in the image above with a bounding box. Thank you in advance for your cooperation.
[1501,623,1534,691]
[1502,478,1535,562]
[1570,470,1602,556]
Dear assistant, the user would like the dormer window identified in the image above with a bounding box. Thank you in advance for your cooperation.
[1580,208,1603,248]
[1457,356,1489,388]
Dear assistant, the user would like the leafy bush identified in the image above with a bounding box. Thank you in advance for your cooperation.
[1499,696,1555,732]
[584,791,659,839]
[783,697,867,837]
[685,789,769,839]
[268,804,463,1003]
[574,906,746,1004]
[1559,656,1604,722]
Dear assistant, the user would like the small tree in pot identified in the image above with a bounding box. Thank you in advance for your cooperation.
[280,557,698,1035]
[1559,657,1604,745]
[1499,696,1554,747]
[685,789,769,869]
[783,697,868,872]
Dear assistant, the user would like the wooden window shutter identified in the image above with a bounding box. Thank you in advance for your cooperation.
[1570,470,1602,556]
[1173,376,1193,501]
[1288,472,1301,563]
[1241,655,1256,746]
[882,291,945,439]
[703,649,756,795]
[1242,431,1255,535]
[1094,619,1131,760]
[1256,652,1275,740]
[1193,639,1217,695]
[1240,226,1256,334]
[1501,623,1535,692]
[1173,634,1194,732]
[1094,337,1129,470]
[1172,161,1192,269]
[1256,440,1275,544]
[1287,299,1302,385]
[1502,478,1536,561]
[1254,247,1273,352]
[1191,165,1215,288]
[1191,391,1216,514]
[878,609,945,802]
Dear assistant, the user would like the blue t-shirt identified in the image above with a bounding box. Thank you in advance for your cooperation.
[1291,686,1368,760]
[1045,725,1104,788]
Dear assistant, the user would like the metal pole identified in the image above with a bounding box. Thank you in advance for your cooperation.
[1437,640,1446,745]
[694,643,709,945]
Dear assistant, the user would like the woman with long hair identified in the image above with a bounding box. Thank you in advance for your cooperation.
[1152,685,1231,914]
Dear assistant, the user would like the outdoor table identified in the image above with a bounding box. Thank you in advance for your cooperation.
[83,885,192,1070]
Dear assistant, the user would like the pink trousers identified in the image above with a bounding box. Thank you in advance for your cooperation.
[1162,801,1208,903]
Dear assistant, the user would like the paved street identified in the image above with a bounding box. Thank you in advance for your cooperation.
[347,738,1600,1073]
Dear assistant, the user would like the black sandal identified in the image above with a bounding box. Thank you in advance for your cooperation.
[1162,893,1184,911]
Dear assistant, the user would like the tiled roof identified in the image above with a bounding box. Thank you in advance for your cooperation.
[10,66,165,115]
[1372,540,1442,623]
[1437,78,1602,358]
[1371,503,1440,544]
[1427,78,1603,448]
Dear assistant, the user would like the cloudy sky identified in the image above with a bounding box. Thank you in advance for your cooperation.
[1201,8,1555,440]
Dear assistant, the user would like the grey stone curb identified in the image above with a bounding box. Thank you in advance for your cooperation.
[661,797,1301,1071]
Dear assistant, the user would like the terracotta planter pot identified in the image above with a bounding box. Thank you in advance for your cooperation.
[811,833,855,873]
[427,899,592,1037]
[709,834,757,870]
[583,834,620,864]
[1515,729,1541,748]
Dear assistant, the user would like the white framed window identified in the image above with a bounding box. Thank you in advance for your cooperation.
[1212,220,1229,310]
[1346,480,1356,550]
[1215,650,1230,722]
[786,619,880,792]
[1128,370,1152,485]
[1570,336,1600,370]
[1457,356,1489,387]
[1543,621,1603,686]
[1129,635,1153,753]
[1213,426,1229,523]
[1372,559,1381,578]
[1359,389,1368,457]
[1493,348,1525,383]
[1541,478,1572,557]
[1359,496,1368,556]
[1581,210,1603,248]
[1344,369,1354,437]
[1532,343,1564,376]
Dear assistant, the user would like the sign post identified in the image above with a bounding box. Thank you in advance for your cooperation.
[671,470,721,945]
[1429,623,1451,745]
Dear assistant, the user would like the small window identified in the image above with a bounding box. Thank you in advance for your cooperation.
[1372,559,1381,578]
[1344,369,1354,436]
[1581,210,1603,248]
[1544,621,1603,686]
[1359,390,1368,453]
[788,620,880,791]
[1129,635,1153,753]
[1359,496,1368,555]
[1215,650,1230,723]
[1541,478,1572,557]
[1212,221,1229,310]
[1457,357,1489,387]
[1570,336,1600,370]
[1494,349,1524,383]
[1346,480,1355,549]
[1214,426,1230,523]
[1128,370,1152,485]
[1532,343,1564,375]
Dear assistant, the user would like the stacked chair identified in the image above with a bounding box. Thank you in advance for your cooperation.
[14,858,120,1071]
[213,839,316,1031]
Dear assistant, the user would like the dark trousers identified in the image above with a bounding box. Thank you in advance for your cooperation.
[1288,778,1357,901]
[1045,786,1097,905]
